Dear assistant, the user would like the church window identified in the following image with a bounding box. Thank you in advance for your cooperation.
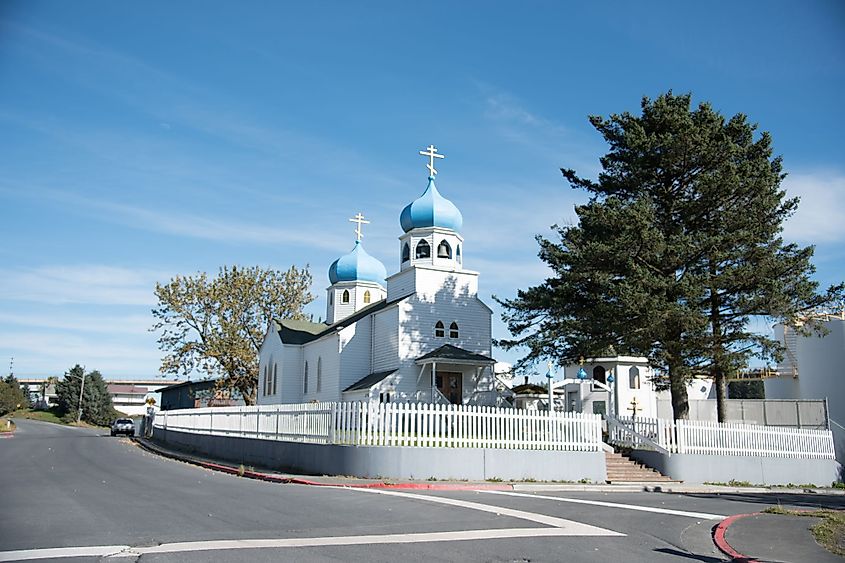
[592,366,606,385]
[342,289,350,304]
[415,240,431,259]
[262,365,268,396]
[272,363,278,395]
[363,290,371,304]
[402,243,410,262]
[449,322,459,338]
[317,357,322,392]
[329,292,333,305]
[437,240,452,259]
[304,361,309,395]
[456,245,462,264]
[435,321,445,338]
[629,366,640,390]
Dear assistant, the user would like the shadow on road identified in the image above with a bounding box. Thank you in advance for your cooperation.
[671,492,845,510]
[653,547,724,562]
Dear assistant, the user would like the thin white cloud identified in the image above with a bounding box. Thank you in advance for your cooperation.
[0,265,165,306]
[0,331,161,377]
[0,311,153,335]
[477,84,603,177]
[782,171,845,244]
[89,199,349,250]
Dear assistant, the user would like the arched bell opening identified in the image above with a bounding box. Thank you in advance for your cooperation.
[437,239,452,259]
[415,240,431,259]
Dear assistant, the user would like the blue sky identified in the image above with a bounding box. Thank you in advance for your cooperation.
[1,1,844,379]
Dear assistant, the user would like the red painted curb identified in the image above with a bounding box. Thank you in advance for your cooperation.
[136,439,513,491]
[712,513,761,563]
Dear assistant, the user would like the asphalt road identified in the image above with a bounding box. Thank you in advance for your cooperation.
[0,419,840,562]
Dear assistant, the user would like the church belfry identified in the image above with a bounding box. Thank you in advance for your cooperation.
[397,145,465,272]
[325,212,387,324]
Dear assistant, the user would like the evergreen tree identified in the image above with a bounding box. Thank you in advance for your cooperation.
[0,375,27,416]
[56,365,120,426]
[498,92,842,420]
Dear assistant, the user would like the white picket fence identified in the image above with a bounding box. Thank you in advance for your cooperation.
[153,402,603,451]
[608,415,835,459]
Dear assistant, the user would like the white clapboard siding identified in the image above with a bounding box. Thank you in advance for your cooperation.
[154,402,603,451]
[608,415,835,459]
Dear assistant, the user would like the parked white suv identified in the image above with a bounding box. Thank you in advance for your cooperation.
[110,418,135,437]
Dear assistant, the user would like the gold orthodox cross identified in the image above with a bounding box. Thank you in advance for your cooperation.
[349,212,370,241]
[419,144,445,176]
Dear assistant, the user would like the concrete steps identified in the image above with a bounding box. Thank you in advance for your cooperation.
[604,451,675,483]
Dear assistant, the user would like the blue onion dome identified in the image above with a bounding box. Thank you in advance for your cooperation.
[399,176,463,233]
[328,241,387,285]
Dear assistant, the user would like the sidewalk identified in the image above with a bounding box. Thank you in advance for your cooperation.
[133,436,845,495]
[715,511,843,563]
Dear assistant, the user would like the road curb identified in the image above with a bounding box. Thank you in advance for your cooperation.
[712,512,760,563]
[133,438,513,491]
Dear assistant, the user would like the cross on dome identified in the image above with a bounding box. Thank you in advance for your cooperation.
[349,212,370,241]
[419,144,445,177]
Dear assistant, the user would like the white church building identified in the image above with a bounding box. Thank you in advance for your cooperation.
[257,146,498,407]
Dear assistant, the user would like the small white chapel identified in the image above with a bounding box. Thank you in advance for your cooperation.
[256,145,499,406]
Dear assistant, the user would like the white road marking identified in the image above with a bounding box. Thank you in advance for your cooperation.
[0,490,627,561]
[122,527,611,555]
[0,545,129,562]
[346,487,623,534]
[0,527,619,561]
[479,490,726,520]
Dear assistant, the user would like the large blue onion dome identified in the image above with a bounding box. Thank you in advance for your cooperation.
[328,241,387,285]
[399,176,463,233]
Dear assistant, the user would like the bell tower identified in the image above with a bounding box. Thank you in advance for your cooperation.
[325,213,387,324]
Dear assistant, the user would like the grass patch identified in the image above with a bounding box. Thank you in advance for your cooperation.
[773,483,819,489]
[11,408,66,425]
[0,418,15,433]
[704,479,759,487]
[763,507,845,556]
[10,408,111,429]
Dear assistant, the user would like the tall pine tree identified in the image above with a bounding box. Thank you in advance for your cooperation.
[498,92,842,420]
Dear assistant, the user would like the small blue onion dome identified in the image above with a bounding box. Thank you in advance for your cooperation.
[399,176,463,233]
[328,241,387,285]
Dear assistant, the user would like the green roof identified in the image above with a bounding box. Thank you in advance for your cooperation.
[343,370,396,392]
[416,344,496,364]
[276,299,394,345]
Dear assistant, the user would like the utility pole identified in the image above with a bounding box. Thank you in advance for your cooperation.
[77,367,86,424]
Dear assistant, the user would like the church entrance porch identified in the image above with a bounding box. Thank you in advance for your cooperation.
[415,344,496,405]
[435,372,462,405]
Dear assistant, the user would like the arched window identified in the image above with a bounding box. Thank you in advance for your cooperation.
[262,364,268,396]
[317,357,322,393]
[303,361,309,395]
[592,366,606,385]
[456,244,462,264]
[435,321,445,338]
[329,292,333,305]
[449,322,459,338]
[415,240,431,259]
[402,243,410,262]
[363,290,371,304]
[437,239,452,259]
[342,289,350,304]
[272,363,278,395]
[629,366,640,390]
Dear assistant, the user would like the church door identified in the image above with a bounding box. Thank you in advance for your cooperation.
[435,371,463,404]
